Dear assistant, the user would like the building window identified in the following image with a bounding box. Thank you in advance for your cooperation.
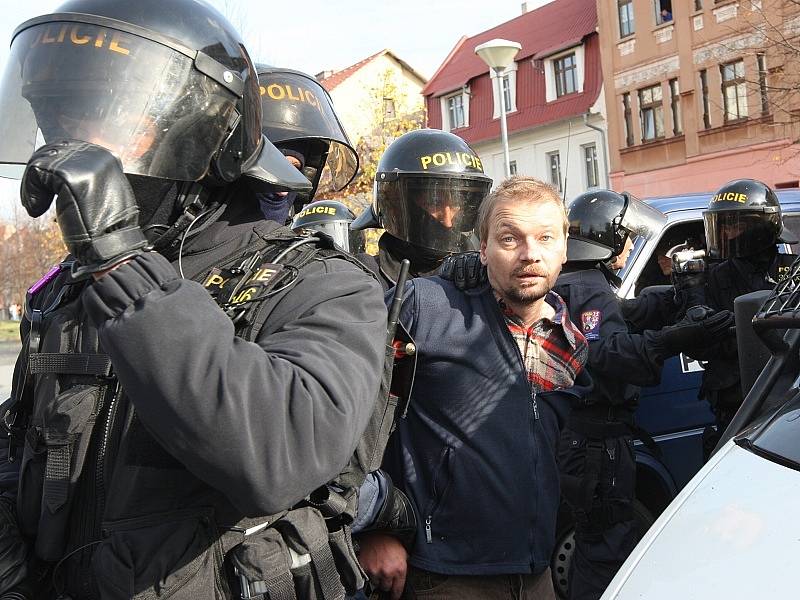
[638,84,664,141]
[694,0,702,10]
[623,93,634,147]
[721,59,748,121]
[445,92,466,130]
[554,53,577,97]
[547,151,562,192]
[655,0,673,24]
[492,64,518,118]
[509,160,518,176]
[583,144,599,188]
[383,97,396,120]
[757,53,769,115]
[699,69,710,128]
[618,0,635,37]
[669,78,682,135]
[502,76,512,112]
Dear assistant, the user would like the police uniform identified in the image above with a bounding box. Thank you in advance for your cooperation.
[555,190,731,600]
[0,2,387,598]
[555,267,668,600]
[690,179,797,452]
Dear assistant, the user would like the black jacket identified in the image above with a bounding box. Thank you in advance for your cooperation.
[555,268,670,413]
[1,199,386,596]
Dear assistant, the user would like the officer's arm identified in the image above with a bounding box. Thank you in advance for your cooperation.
[620,285,679,333]
[82,252,386,516]
[583,287,666,386]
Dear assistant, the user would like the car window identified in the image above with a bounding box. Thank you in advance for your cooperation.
[783,214,800,255]
[633,221,705,296]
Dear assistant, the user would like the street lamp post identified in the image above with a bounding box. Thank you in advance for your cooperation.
[475,38,522,179]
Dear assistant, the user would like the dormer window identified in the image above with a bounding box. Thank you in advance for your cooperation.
[544,45,585,102]
[441,89,470,131]
[491,63,518,118]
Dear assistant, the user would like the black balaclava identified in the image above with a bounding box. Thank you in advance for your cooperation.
[257,148,305,224]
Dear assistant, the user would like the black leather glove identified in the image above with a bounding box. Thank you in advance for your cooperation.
[21,140,148,277]
[360,473,417,550]
[439,251,487,290]
[658,305,734,356]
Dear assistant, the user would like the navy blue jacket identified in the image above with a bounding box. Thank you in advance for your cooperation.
[386,276,591,576]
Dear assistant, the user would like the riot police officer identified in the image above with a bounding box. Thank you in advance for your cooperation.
[690,179,797,452]
[291,199,366,254]
[257,66,359,223]
[351,128,492,288]
[556,189,733,600]
[0,1,386,598]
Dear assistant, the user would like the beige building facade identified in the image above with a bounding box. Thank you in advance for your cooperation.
[598,0,800,197]
[317,50,426,145]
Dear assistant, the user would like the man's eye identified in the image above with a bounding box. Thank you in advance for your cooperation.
[501,236,515,243]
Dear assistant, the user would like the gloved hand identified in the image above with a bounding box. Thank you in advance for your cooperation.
[669,243,707,309]
[439,251,487,290]
[21,140,149,277]
[658,305,735,356]
[360,473,417,550]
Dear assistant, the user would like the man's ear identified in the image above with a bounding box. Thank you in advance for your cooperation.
[480,240,488,265]
[561,233,568,264]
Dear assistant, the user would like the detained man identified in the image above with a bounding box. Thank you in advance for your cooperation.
[358,176,591,599]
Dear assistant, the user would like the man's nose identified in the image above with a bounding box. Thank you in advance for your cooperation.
[519,239,543,262]
[441,205,457,228]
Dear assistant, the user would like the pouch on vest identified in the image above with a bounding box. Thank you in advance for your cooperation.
[93,507,228,599]
[232,507,363,600]
[15,273,113,562]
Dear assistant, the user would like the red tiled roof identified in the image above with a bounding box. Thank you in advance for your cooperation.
[317,49,427,92]
[422,0,597,98]
[426,31,603,146]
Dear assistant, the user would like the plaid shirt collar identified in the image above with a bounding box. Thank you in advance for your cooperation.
[494,290,588,392]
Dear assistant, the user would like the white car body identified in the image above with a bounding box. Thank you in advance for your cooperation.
[601,439,800,599]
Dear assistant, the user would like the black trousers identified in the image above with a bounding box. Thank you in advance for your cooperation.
[559,429,639,600]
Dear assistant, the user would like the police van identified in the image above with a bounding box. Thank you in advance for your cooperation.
[600,235,800,599]
[551,189,800,597]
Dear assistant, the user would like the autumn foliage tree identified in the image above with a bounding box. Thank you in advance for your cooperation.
[0,204,66,315]
[318,68,426,254]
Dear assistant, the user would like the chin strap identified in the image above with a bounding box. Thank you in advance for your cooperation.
[599,262,623,289]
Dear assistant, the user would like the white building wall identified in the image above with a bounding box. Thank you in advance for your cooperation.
[471,113,609,200]
[328,54,425,144]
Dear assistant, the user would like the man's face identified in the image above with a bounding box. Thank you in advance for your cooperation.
[413,190,462,228]
[480,197,567,306]
[610,235,634,270]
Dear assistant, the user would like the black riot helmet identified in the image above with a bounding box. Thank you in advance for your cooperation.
[0,0,310,192]
[257,66,358,200]
[291,199,365,253]
[352,128,492,255]
[703,179,795,259]
[567,189,666,262]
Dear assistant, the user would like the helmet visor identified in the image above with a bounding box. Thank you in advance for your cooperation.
[0,21,239,181]
[703,209,780,259]
[259,70,358,191]
[377,175,491,254]
[619,193,667,242]
[294,221,353,252]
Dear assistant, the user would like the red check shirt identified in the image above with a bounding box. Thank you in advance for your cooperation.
[497,291,588,393]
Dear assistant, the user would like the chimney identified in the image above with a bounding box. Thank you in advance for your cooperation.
[315,70,334,81]
[521,2,528,13]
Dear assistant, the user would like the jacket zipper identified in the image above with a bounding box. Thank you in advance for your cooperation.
[423,446,452,544]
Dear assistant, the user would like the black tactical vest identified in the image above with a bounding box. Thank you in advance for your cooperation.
[6,225,396,600]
